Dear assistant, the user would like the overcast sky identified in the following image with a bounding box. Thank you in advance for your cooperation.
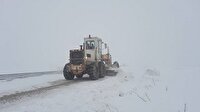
[0,0,200,74]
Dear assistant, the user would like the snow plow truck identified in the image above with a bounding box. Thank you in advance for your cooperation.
[63,35,119,80]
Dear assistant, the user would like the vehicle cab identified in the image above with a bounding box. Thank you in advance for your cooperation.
[84,35,102,64]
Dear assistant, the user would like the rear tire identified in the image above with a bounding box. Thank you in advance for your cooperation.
[88,64,99,80]
[63,63,74,80]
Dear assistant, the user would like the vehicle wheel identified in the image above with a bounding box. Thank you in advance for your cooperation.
[113,61,119,68]
[63,63,74,80]
[89,64,99,80]
[76,74,83,78]
[99,62,106,78]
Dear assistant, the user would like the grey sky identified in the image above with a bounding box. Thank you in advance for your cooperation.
[0,0,200,74]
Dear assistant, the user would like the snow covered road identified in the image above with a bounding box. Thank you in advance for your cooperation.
[0,71,61,81]
[0,66,200,112]
[0,71,63,97]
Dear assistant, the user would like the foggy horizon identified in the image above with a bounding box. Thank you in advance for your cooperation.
[0,0,200,74]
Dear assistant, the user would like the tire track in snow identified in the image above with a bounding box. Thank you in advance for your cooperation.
[0,77,94,105]
[0,69,118,108]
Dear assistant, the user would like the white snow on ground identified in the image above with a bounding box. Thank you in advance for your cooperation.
[0,65,200,112]
[0,73,63,97]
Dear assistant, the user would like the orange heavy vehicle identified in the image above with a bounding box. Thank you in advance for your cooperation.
[63,35,119,80]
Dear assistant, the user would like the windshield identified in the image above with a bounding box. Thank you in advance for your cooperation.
[86,40,95,49]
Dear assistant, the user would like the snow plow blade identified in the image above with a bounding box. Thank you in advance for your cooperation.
[106,69,118,76]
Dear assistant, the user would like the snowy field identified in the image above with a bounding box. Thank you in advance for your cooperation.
[0,65,199,112]
[0,0,200,112]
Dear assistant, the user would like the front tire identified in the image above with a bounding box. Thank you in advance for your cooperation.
[63,63,74,80]
[113,61,119,68]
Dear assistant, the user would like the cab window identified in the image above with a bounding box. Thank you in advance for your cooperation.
[86,41,95,49]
